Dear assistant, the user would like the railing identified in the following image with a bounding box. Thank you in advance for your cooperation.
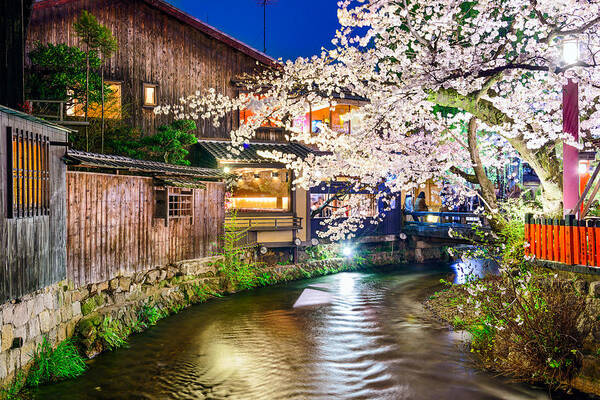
[26,100,89,126]
[226,215,303,231]
[404,211,489,227]
[525,215,600,267]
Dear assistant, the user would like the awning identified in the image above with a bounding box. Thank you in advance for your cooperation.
[197,139,315,164]
[64,149,224,179]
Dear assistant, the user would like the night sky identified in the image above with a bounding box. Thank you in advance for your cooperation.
[165,0,340,61]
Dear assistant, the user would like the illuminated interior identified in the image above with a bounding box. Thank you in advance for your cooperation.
[144,84,157,107]
[229,167,291,212]
[296,104,361,135]
[67,82,122,119]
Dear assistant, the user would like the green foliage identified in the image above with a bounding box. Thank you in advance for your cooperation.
[137,303,161,327]
[305,245,337,261]
[213,212,264,291]
[98,317,127,350]
[27,43,107,105]
[0,371,26,400]
[27,337,86,387]
[73,10,117,58]
[106,120,197,165]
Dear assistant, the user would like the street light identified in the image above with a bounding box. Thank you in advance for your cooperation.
[563,38,579,65]
[562,36,580,215]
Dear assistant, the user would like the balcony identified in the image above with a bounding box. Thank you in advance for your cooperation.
[226,215,303,231]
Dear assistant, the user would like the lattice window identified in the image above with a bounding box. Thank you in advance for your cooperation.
[168,188,193,218]
[6,127,50,218]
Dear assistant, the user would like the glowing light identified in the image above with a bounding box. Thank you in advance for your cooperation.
[338,273,355,296]
[579,162,588,175]
[426,215,439,223]
[563,38,579,65]
[223,166,231,173]
[342,246,353,257]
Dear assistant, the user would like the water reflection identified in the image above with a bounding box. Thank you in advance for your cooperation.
[34,264,583,400]
[452,258,498,284]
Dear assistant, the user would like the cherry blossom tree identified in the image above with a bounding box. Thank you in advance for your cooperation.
[157,0,600,238]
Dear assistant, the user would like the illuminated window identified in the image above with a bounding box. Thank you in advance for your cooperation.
[229,168,291,212]
[143,83,158,107]
[7,127,50,219]
[66,82,122,119]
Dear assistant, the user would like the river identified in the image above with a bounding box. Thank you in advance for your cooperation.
[34,263,580,399]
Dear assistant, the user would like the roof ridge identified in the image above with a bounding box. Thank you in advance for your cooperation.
[33,0,277,66]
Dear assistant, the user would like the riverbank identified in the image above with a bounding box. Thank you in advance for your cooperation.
[425,270,600,397]
[2,244,440,398]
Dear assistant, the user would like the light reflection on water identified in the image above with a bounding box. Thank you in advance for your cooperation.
[452,258,498,284]
[34,263,580,400]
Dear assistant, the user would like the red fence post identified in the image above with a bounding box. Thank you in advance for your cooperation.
[540,219,547,260]
[588,220,595,267]
[535,218,542,259]
[524,214,531,256]
[566,215,574,265]
[559,218,566,264]
[595,220,600,267]
[579,219,587,266]
[553,219,560,262]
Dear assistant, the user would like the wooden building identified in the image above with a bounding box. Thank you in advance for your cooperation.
[28,0,273,137]
[0,105,70,303]
[63,150,224,287]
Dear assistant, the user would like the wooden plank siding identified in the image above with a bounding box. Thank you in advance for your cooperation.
[0,109,68,303]
[28,0,267,139]
[66,171,225,288]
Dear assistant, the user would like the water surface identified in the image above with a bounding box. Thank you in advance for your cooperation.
[35,263,577,399]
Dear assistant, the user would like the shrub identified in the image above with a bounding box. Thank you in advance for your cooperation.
[138,303,161,327]
[213,212,263,291]
[97,317,127,350]
[27,337,86,387]
[463,273,586,385]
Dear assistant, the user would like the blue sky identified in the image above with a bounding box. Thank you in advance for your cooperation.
[165,0,340,61]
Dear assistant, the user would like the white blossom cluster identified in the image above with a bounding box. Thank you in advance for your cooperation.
[156,0,600,240]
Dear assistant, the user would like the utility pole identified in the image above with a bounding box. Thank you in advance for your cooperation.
[256,0,276,53]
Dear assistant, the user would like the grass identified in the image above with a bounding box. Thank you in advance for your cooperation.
[27,337,86,387]
[97,317,127,350]
[0,372,26,400]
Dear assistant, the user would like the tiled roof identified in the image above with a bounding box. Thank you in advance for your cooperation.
[64,150,223,179]
[197,140,315,163]
[0,105,73,133]
[34,0,275,67]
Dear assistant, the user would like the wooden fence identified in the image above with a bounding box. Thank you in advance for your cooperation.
[67,171,225,288]
[525,214,600,267]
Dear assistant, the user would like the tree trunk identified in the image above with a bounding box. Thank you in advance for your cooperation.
[85,50,89,151]
[430,88,563,214]
[101,63,105,153]
[466,117,505,232]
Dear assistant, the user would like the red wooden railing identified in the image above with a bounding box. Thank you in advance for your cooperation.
[525,214,600,267]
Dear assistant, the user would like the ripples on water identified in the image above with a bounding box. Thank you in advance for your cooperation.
[35,263,582,400]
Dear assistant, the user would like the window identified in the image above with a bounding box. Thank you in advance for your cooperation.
[143,83,158,107]
[6,127,50,218]
[66,81,122,119]
[228,168,291,212]
[168,188,193,218]
[154,187,193,221]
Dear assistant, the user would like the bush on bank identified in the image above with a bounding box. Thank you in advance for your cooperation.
[433,199,600,390]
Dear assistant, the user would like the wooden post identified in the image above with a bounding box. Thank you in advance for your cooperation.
[588,220,595,266]
[566,215,574,265]
[595,220,600,267]
[540,219,547,260]
[553,219,560,262]
[524,214,531,255]
[579,219,587,266]
[560,218,566,264]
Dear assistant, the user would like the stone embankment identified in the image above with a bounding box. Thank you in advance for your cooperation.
[0,246,435,386]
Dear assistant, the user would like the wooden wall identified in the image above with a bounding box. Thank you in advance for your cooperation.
[28,0,265,138]
[0,111,68,303]
[66,172,225,287]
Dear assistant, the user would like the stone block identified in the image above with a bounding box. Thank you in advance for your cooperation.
[146,270,160,283]
[11,302,28,328]
[20,340,35,366]
[42,293,54,310]
[61,306,72,323]
[0,352,7,380]
[81,298,97,316]
[590,281,600,298]
[1,325,14,352]
[119,277,132,292]
[13,326,26,344]
[1,304,14,326]
[57,324,67,343]
[28,296,45,319]
[39,310,52,333]
[8,348,20,373]
[72,301,82,317]
[28,318,40,339]
[97,282,109,292]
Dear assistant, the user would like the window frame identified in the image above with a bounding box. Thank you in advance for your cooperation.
[142,82,159,108]
[6,126,50,219]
